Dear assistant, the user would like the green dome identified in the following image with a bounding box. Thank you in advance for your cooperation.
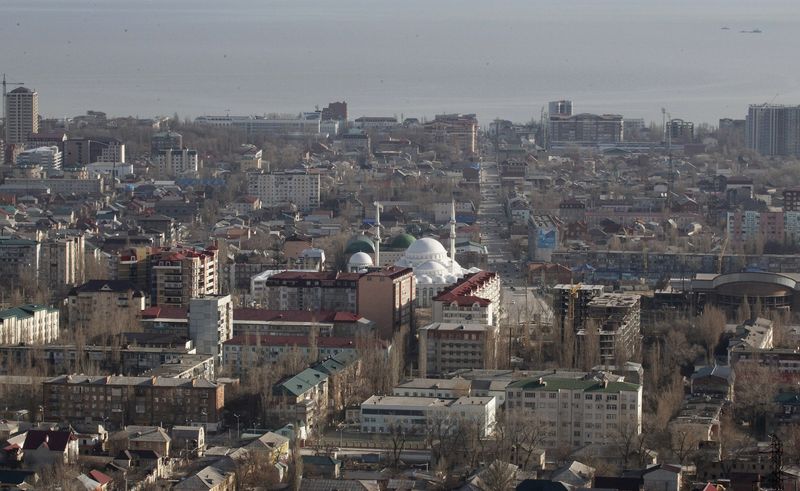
[345,235,376,254]
[389,233,417,250]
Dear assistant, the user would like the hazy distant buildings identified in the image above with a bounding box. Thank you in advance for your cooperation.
[247,170,320,211]
[151,130,183,154]
[154,148,199,175]
[667,118,695,144]
[195,113,322,137]
[745,104,800,157]
[4,87,38,145]
[63,137,125,165]
[15,146,62,172]
[424,113,479,156]
[548,100,573,116]
[321,101,348,121]
[549,113,624,146]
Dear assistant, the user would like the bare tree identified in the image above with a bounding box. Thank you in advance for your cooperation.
[697,305,726,362]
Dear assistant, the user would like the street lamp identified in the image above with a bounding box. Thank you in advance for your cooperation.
[233,413,240,442]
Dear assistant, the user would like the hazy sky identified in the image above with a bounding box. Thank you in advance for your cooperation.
[2,0,799,125]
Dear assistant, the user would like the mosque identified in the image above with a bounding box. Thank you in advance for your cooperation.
[345,201,481,307]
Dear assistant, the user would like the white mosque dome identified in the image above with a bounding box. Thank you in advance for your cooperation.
[348,252,373,268]
[405,237,447,260]
[418,275,434,284]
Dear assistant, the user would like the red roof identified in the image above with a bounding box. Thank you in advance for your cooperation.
[141,306,188,320]
[89,470,113,485]
[224,335,357,349]
[433,271,497,303]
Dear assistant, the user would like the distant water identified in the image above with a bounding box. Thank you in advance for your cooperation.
[2,0,800,126]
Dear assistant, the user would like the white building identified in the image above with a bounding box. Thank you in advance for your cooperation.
[188,295,233,365]
[16,146,62,171]
[86,162,134,179]
[360,395,496,437]
[418,322,498,378]
[352,117,399,129]
[247,171,320,211]
[195,113,322,137]
[154,148,199,175]
[505,375,642,449]
[0,304,60,345]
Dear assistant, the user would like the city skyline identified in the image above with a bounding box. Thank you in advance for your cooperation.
[3,0,800,125]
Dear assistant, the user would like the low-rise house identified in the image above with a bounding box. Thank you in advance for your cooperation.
[174,458,237,491]
[690,365,734,401]
[171,426,205,457]
[302,455,341,479]
[22,429,79,467]
[244,431,289,463]
[108,426,170,458]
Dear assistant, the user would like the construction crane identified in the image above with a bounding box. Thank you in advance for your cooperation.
[1,74,25,126]
[717,234,729,274]
[770,433,783,491]
[564,283,582,367]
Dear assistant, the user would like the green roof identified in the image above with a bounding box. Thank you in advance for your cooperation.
[344,235,376,254]
[507,377,640,393]
[0,304,57,321]
[388,233,417,250]
[275,368,329,397]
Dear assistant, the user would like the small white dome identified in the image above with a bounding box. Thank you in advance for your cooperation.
[348,252,373,267]
[418,275,433,284]
[415,260,448,274]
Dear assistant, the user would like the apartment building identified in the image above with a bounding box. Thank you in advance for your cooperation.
[150,131,183,154]
[352,117,398,129]
[195,113,322,137]
[549,113,624,146]
[726,209,800,245]
[262,271,360,312]
[0,237,40,282]
[43,375,224,430]
[67,280,146,331]
[356,267,415,338]
[552,284,606,337]
[269,367,329,429]
[4,87,38,145]
[154,148,199,175]
[236,144,263,170]
[505,374,642,449]
[585,293,642,365]
[432,271,501,326]
[63,137,125,165]
[187,295,233,365]
[418,322,498,378]
[247,170,320,211]
[222,335,358,375]
[667,119,695,144]
[360,395,496,437]
[149,246,219,307]
[424,114,478,156]
[745,104,800,157]
[0,304,59,345]
[41,234,85,296]
[0,177,105,196]
[16,146,62,171]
